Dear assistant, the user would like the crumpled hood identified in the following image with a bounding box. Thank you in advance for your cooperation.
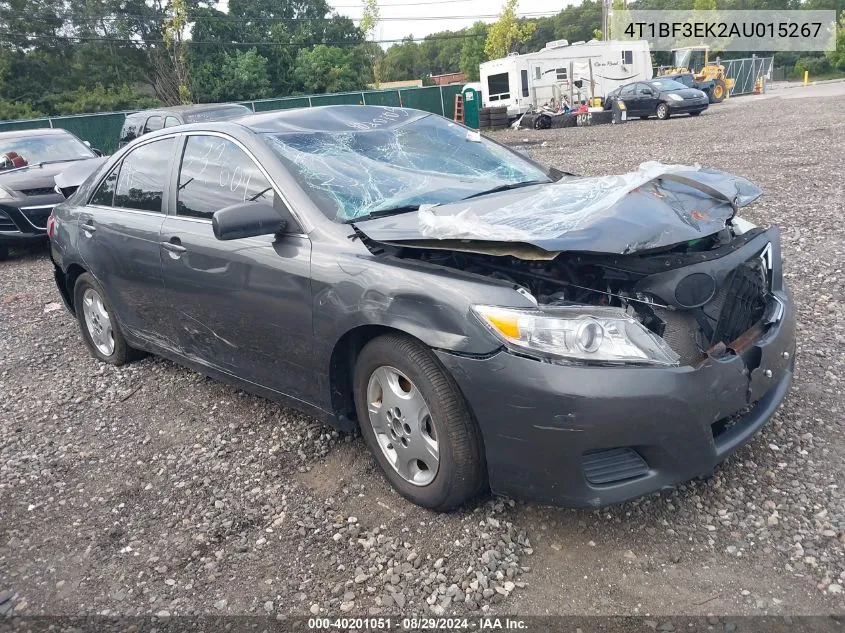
[354,162,762,255]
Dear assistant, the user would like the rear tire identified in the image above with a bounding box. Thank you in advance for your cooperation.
[353,334,486,511]
[73,272,143,365]
[656,103,670,120]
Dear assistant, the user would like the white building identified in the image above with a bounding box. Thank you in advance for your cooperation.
[479,39,653,116]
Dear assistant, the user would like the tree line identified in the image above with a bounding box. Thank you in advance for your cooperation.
[0,0,843,120]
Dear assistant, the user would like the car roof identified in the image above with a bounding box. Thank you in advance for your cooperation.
[126,103,251,118]
[0,127,76,140]
[121,106,438,149]
[234,105,431,134]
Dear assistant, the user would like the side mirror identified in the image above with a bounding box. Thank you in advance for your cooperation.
[212,202,295,241]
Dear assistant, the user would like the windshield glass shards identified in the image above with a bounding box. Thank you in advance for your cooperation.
[262,114,549,222]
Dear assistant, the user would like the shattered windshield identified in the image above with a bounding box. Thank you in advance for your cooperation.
[262,115,549,222]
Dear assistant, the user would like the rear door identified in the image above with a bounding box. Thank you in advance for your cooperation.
[77,136,178,346]
[159,132,315,402]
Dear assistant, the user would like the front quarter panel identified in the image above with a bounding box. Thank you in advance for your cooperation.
[310,236,535,403]
[312,244,525,354]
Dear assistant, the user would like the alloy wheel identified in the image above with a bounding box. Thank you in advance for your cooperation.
[366,365,439,486]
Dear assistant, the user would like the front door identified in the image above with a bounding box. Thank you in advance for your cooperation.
[636,83,658,114]
[77,136,177,346]
[159,133,315,403]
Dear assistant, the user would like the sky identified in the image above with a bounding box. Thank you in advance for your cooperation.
[325,0,576,44]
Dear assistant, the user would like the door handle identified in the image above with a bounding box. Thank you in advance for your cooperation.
[161,237,186,259]
[80,220,96,235]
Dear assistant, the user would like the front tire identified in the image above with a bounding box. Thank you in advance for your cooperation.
[711,78,727,103]
[656,103,670,120]
[73,273,140,365]
[353,334,486,511]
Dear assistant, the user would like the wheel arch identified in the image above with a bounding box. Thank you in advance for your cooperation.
[328,324,430,430]
[60,262,88,312]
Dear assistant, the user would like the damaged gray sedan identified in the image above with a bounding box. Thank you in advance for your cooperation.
[49,106,795,511]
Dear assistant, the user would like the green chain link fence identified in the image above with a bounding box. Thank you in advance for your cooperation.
[0,85,467,155]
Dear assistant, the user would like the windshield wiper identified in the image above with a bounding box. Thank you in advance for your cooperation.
[1,157,94,173]
[35,158,94,166]
[461,180,547,200]
[347,205,421,223]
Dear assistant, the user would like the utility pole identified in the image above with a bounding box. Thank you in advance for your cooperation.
[601,0,610,40]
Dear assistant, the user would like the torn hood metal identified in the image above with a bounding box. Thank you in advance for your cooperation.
[353,162,762,256]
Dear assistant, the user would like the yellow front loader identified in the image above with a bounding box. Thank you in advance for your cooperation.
[659,46,735,103]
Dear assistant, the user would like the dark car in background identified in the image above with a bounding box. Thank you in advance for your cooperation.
[0,128,99,259]
[49,106,794,511]
[660,72,717,103]
[606,78,709,120]
[118,103,252,148]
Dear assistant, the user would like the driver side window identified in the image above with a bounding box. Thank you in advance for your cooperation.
[176,135,277,220]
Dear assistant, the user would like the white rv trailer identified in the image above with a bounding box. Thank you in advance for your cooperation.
[479,39,653,117]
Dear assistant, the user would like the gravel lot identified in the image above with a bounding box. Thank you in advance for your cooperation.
[1,87,844,620]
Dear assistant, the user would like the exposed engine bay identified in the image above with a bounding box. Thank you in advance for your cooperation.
[369,224,774,367]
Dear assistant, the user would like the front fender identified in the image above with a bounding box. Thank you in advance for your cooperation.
[311,252,534,368]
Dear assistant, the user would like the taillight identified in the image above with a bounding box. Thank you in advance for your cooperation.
[47,213,57,239]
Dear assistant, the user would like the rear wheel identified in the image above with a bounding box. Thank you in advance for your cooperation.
[353,334,486,511]
[656,103,670,120]
[73,273,142,365]
[711,78,727,103]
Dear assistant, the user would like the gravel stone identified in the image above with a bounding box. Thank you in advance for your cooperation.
[1,85,843,617]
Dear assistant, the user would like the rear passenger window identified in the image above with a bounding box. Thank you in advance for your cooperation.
[164,116,180,128]
[91,167,118,206]
[144,116,163,134]
[114,138,174,213]
[176,135,276,220]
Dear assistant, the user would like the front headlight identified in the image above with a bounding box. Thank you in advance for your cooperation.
[0,185,14,199]
[472,305,680,366]
[666,93,684,102]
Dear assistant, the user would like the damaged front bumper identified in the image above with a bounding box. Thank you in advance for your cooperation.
[436,288,795,508]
